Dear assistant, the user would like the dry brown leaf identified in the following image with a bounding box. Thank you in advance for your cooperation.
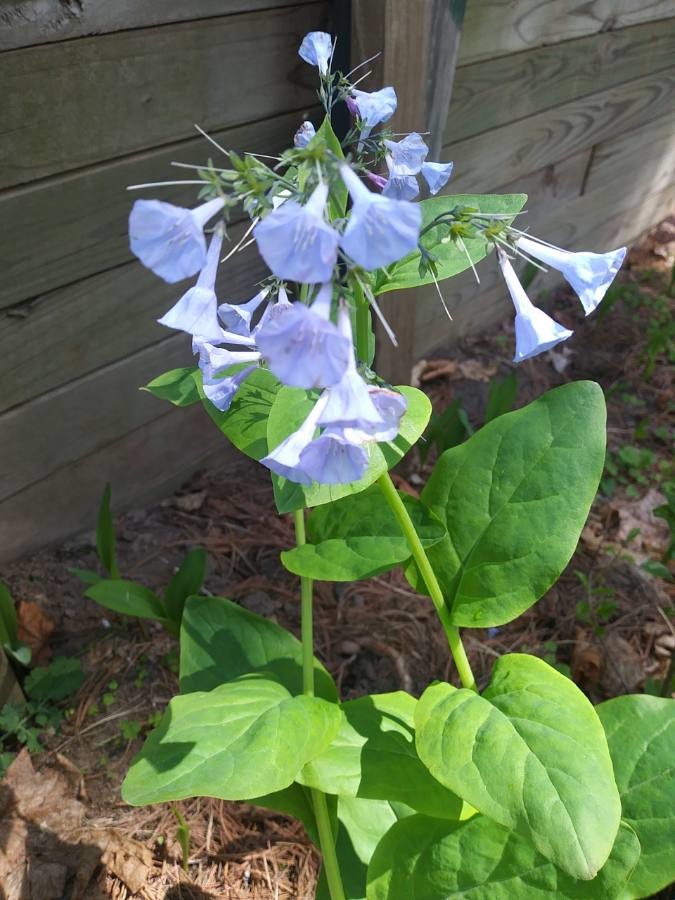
[419,358,498,383]
[16,600,55,665]
[79,827,153,895]
[613,488,670,564]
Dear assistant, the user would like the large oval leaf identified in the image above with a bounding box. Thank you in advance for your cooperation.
[298,691,462,819]
[408,381,606,626]
[414,654,621,880]
[366,814,640,899]
[179,595,337,701]
[268,385,431,513]
[281,487,445,581]
[122,676,341,805]
[85,579,166,621]
[597,694,675,898]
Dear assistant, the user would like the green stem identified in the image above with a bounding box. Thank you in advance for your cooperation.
[377,473,477,691]
[352,277,371,365]
[293,510,346,900]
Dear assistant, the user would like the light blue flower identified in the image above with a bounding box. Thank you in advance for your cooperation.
[339,164,421,269]
[382,166,420,201]
[253,182,340,284]
[516,236,627,315]
[218,289,268,336]
[129,196,224,283]
[299,428,369,484]
[202,364,258,412]
[349,87,397,143]
[421,161,454,195]
[294,121,317,148]
[318,304,384,429]
[383,133,428,175]
[343,386,407,443]
[261,395,328,485]
[298,31,333,75]
[255,285,351,389]
[157,229,225,341]
[498,250,573,362]
[193,339,261,412]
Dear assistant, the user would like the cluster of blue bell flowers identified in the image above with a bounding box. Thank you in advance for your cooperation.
[127,29,628,485]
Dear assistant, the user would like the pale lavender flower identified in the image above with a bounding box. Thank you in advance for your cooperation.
[349,87,397,143]
[383,133,428,175]
[193,338,261,412]
[294,121,317,149]
[202,365,258,412]
[261,394,329,485]
[157,229,224,341]
[253,182,339,283]
[498,250,573,362]
[218,289,268,336]
[299,428,369,484]
[382,155,420,201]
[255,285,351,389]
[339,164,421,269]
[421,161,454,195]
[516,236,627,315]
[129,196,224,283]
[343,386,407,443]
[365,171,387,191]
[298,31,333,75]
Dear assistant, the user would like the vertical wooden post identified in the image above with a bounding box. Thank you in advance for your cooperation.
[351,0,466,382]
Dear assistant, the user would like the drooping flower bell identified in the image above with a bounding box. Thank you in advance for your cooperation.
[382,155,420,201]
[261,394,329,486]
[298,31,333,75]
[343,386,407,443]
[218,289,268,337]
[294,121,317,149]
[347,87,397,144]
[515,236,627,315]
[299,428,369,485]
[421,161,454,195]
[193,338,261,412]
[129,196,224,283]
[498,249,573,363]
[255,283,351,389]
[383,132,428,175]
[339,164,421,269]
[157,228,225,342]
[253,182,340,284]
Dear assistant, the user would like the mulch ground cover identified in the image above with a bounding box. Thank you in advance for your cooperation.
[1,220,673,898]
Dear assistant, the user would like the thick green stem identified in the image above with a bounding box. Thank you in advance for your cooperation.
[352,277,371,365]
[293,510,346,900]
[377,473,477,691]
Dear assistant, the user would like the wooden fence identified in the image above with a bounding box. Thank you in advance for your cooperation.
[1,0,673,562]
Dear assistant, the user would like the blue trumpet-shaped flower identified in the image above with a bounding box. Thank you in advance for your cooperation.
[261,395,328,485]
[343,386,407,443]
[382,159,420,202]
[294,121,317,148]
[193,339,261,412]
[498,250,573,363]
[253,182,340,284]
[421,161,454,195]
[348,87,397,143]
[339,164,421,269]
[255,284,351,389]
[383,133,428,175]
[157,228,225,342]
[218,289,268,337]
[129,196,224,283]
[300,428,369,485]
[516,236,627,315]
[298,31,333,75]
[202,364,257,412]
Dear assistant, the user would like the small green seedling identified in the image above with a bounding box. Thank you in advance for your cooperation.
[0,582,31,667]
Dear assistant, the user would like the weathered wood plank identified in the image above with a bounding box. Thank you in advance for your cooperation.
[0,2,328,189]
[0,0,315,51]
[444,70,675,193]
[0,334,196,500]
[0,108,318,308]
[449,18,675,143]
[0,403,231,564]
[459,0,675,64]
[0,219,265,414]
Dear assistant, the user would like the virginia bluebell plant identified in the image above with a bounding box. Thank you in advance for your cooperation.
[108,30,672,900]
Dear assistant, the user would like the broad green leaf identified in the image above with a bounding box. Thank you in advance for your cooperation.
[485,371,518,423]
[373,193,527,295]
[199,367,281,462]
[96,483,119,578]
[597,694,675,898]
[281,488,445,581]
[367,815,640,899]
[269,385,431,513]
[25,656,85,702]
[310,116,348,219]
[298,691,462,819]
[408,382,606,626]
[142,367,200,407]
[179,595,337,701]
[419,399,468,464]
[68,567,102,585]
[85,579,166,621]
[415,654,621,880]
[163,548,208,626]
[122,676,341,805]
[0,582,17,646]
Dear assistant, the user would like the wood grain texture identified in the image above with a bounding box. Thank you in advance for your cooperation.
[0,0,315,51]
[0,2,328,189]
[0,404,231,564]
[449,18,675,142]
[458,0,675,64]
[0,220,266,414]
[0,108,317,308]
[445,70,675,193]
